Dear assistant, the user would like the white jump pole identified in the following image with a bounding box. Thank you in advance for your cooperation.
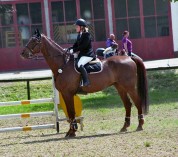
[0,124,55,133]
[0,111,54,119]
[0,98,53,106]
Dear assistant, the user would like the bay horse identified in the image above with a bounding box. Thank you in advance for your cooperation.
[21,30,148,137]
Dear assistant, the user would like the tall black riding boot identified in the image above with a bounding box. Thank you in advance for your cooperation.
[79,65,90,86]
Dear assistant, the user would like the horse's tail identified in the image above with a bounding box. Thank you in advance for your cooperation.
[132,57,149,114]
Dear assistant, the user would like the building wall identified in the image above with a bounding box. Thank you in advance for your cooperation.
[0,0,175,72]
[171,2,178,52]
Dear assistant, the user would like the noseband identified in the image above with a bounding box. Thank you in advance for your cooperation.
[25,37,41,58]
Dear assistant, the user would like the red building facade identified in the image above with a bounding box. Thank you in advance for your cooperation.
[0,0,174,72]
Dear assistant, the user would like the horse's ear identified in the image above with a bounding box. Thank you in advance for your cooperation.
[34,29,41,39]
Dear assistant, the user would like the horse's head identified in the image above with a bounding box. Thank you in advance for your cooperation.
[21,29,41,59]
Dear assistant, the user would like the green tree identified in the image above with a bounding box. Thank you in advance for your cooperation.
[170,0,178,2]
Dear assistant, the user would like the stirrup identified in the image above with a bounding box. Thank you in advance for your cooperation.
[80,80,84,87]
[80,80,90,87]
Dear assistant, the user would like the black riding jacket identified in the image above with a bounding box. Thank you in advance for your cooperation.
[72,32,95,59]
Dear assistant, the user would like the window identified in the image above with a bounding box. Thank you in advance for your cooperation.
[0,4,15,48]
[51,0,77,44]
[157,16,169,36]
[0,2,43,48]
[51,2,64,22]
[80,0,106,41]
[143,0,155,16]
[144,17,156,38]
[128,0,140,17]
[51,0,106,43]
[16,2,43,46]
[129,18,141,39]
[114,0,170,39]
[143,0,169,38]
[94,21,106,41]
[93,0,105,19]
[116,19,128,39]
[114,0,141,39]
[114,0,127,18]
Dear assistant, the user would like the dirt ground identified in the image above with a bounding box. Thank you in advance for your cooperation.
[0,106,178,157]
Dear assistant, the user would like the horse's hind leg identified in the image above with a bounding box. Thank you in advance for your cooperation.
[115,86,132,132]
[128,90,144,131]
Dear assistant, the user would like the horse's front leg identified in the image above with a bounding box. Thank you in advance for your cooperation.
[61,92,78,137]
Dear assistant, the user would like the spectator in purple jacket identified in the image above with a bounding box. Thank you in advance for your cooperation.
[106,34,116,48]
[122,30,132,56]
[122,30,142,60]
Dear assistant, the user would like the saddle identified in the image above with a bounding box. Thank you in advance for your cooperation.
[75,58,102,74]
[96,48,116,59]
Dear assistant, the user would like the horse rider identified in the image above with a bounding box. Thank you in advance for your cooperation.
[103,43,118,59]
[68,18,95,87]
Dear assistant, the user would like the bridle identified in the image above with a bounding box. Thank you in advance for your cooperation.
[25,37,42,59]
[24,35,70,69]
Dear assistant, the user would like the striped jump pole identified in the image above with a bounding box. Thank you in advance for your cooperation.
[0,124,55,133]
[0,98,53,106]
[0,111,54,119]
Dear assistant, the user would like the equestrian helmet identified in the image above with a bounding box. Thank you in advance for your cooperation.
[75,18,87,27]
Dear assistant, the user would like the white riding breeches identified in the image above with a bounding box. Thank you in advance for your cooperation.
[77,56,93,68]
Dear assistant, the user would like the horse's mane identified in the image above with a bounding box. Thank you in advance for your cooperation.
[41,34,65,54]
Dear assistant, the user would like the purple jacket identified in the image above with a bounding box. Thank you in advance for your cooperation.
[106,38,116,48]
[122,37,132,52]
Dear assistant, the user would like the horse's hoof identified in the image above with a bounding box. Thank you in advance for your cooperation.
[65,133,76,138]
[136,126,143,131]
[120,128,127,132]
[65,130,76,138]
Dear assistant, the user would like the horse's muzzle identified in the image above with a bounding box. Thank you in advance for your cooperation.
[20,49,33,59]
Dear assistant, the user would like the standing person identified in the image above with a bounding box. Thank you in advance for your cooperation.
[68,18,95,87]
[122,30,132,56]
[121,30,142,60]
[106,34,116,48]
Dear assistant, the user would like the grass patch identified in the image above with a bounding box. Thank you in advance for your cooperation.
[144,141,151,147]
[0,103,53,115]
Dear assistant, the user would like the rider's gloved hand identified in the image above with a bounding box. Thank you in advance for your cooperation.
[65,47,73,53]
[69,49,73,54]
[63,48,67,52]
